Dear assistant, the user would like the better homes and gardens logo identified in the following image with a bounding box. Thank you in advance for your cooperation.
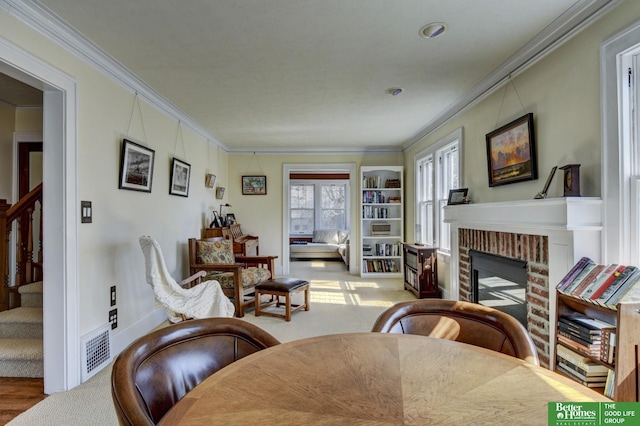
[549,402,638,426]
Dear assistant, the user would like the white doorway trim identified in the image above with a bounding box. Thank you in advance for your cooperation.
[282,163,357,276]
[0,36,79,393]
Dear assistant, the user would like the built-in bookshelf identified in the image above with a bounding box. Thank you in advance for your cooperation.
[553,258,640,401]
[360,166,403,277]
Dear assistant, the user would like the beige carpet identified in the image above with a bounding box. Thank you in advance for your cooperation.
[8,260,413,425]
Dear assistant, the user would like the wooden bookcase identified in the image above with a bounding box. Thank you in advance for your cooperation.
[402,243,440,298]
[360,166,403,277]
[554,291,640,401]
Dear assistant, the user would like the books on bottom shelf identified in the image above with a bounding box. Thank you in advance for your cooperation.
[556,345,612,389]
[362,259,399,273]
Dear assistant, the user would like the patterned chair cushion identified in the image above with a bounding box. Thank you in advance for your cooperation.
[205,268,271,289]
[197,240,235,264]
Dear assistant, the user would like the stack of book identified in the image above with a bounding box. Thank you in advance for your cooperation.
[556,257,640,307]
[556,344,611,389]
[557,314,614,359]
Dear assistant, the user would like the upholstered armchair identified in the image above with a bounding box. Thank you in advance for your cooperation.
[188,237,277,317]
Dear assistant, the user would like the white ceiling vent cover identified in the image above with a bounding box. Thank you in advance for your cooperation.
[81,323,112,382]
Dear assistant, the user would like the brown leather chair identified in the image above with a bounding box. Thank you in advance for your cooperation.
[111,318,280,425]
[371,299,539,365]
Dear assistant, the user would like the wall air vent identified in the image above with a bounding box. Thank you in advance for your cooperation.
[80,323,112,382]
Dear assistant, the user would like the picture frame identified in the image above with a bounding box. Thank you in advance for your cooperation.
[216,187,225,199]
[205,173,216,188]
[485,113,537,187]
[209,211,222,228]
[226,213,236,225]
[447,188,469,205]
[118,139,155,193]
[169,157,191,197]
[242,175,267,195]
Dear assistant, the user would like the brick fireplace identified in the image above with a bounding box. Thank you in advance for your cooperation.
[458,229,550,365]
[443,198,603,368]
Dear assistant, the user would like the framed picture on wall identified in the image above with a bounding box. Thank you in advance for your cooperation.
[169,157,191,197]
[485,113,537,187]
[242,175,267,195]
[118,139,155,193]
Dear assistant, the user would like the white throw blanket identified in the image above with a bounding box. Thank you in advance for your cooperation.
[139,236,235,322]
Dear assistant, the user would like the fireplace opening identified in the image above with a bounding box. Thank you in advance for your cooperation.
[469,250,527,327]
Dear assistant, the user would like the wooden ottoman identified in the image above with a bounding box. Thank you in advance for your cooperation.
[254,277,310,322]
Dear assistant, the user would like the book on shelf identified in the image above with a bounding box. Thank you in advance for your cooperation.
[556,364,606,387]
[577,264,620,299]
[589,265,626,300]
[557,334,600,358]
[600,329,616,365]
[604,369,616,398]
[561,262,597,295]
[557,257,594,291]
[594,266,639,306]
[556,345,609,373]
[566,264,604,297]
[611,273,640,304]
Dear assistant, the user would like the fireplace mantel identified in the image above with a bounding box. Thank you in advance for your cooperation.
[444,197,603,297]
[443,197,603,365]
[443,197,602,232]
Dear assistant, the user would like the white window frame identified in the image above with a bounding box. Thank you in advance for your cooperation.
[289,180,349,235]
[601,21,640,266]
[414,128,463,254]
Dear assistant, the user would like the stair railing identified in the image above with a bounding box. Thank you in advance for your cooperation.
[0,183,43,310]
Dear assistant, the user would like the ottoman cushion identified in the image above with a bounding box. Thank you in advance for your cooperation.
[256,277,309,293]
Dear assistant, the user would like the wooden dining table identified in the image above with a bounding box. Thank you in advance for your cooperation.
[159,332,610,425]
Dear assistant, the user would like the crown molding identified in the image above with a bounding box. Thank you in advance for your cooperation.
[3,0,228,151]
[402,0,623,151]
[227,145,402,154]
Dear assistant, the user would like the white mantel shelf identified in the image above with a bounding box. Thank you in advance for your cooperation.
[443,197,603,233]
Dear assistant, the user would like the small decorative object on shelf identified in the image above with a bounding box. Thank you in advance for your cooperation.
[447,188,469,205]
[360,166,403,278]
[534,166,557,199]
[560,164,581,197]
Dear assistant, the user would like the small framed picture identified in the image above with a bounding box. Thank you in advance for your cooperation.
[242,175,267,195]
[216,187,225,199]
[226,213,236,225]
[118,139,155,192]
[169,157,191,197]
[447,188,469,205]
[210,211,222,228]
[205,173,216,188]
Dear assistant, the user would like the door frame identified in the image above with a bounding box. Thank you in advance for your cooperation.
[1,36,79,393]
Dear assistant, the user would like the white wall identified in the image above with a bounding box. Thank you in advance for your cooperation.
[0,103,14,200]
[0,9,228,348]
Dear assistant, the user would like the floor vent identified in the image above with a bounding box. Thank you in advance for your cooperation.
[81,323,112,382]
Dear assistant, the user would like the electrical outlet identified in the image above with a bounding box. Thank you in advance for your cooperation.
[110,285,116,306]
[109,309,118,329]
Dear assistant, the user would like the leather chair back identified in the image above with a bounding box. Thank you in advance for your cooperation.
[372,299,539,365]
[111,318,280,425]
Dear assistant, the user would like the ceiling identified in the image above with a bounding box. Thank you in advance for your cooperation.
[2,1,618,151]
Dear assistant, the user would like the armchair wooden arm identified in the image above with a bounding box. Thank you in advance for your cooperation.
[178,270,207,289]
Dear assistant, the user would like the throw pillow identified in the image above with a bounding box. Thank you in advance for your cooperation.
[197,240,235,264]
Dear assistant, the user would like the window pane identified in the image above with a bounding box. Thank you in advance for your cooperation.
[321,210,345,229]
[320,184,346,229]
[291,184,314,209]
[291,210,314,234]
[321,185,345,209]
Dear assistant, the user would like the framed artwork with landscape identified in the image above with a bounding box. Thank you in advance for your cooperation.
[169,157,191,197]
[242,175,267,195]
[485,113,537,187]
[118,139,155,192]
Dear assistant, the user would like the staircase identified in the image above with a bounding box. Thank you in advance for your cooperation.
[0,281,43,377]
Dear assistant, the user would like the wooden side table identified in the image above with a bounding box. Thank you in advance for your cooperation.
[402,243,440,298]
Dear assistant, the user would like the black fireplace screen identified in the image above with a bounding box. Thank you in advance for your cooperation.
[469,250,527,327]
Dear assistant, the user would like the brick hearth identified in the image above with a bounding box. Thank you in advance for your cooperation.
[458,229,551,367]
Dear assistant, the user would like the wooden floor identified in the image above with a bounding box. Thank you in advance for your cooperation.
[0,377,46,425]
